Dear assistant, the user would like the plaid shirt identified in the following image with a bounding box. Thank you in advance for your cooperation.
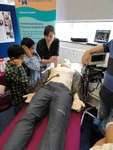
[5,61,29,105]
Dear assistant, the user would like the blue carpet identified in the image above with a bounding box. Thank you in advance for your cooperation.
[0,106,15,135]
[80,106,99,150]
[80,114,97,150]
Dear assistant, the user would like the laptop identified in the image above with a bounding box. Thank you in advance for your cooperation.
[87,30,111,46]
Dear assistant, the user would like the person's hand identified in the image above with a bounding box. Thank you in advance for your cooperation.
[23,93,35,103]
[10,59,22,67]
[0,85,5,95]
[82,50,91,66]
[71,99,85,112]
[49,56,57,62]
[22,45,32,58]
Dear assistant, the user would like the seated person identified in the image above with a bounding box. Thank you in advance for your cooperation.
[3,59,85,150]
[5,44,29,115]
[0,85,5,95]
[90,121,113,150]
[21,37,41,92]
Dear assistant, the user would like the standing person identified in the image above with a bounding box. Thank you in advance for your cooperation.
[82,39,113,136]
[3,59,85,150]
[21,37,41,92]
[5,44,29,115]
[36,25,60,74]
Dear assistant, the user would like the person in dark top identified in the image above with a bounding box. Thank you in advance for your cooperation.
[5,44,29,115]
[82,39,113,136]
[36,25,60,74]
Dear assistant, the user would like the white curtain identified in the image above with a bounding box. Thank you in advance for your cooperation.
[56,0,113,21]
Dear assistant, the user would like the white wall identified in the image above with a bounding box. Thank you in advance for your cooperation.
[56,0,113,21]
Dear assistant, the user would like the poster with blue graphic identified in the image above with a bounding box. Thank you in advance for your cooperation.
[14,0,56,45]
[0,11,14,43]
[0,4,20,58]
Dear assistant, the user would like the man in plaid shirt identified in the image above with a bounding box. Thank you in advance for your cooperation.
[5,44,29,115]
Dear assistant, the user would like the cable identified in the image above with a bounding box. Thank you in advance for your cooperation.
[45,73,60,83]
[30,73,60,84]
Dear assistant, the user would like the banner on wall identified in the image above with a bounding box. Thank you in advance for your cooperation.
[14,0,56,44]
[0,4,20,58]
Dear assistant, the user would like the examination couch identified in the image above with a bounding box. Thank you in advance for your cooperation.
[0,64,83,150]
[0,104,82,150]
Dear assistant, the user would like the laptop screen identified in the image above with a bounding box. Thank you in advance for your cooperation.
[94,30,111,43]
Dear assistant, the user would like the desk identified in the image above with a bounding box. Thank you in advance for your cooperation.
[0,72,11,110]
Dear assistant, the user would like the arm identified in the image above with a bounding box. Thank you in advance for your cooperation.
[90,122,113,149]
[0,85,5,95]
[48,39,60,67]
[24,56,40,71]
[6,66,28,85]
[24,93,35,103]
[41,56,59,67]
[36,40,52,64]
[23,45,41,71]
[7,59,28,85]
[40,58,52,64]
[71,93,85,112]
[82,44,104,66]
[24,70,51,103]
[71,71,85,111]
[71,70,84,101]
[52,56,59,67]
[37,38,60,65]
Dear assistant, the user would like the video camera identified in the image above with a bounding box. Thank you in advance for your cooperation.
[82,53,107,83]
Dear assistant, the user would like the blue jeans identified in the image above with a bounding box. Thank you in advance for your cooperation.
[98,97,113,135]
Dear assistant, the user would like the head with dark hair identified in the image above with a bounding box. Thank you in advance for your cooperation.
[44,25,55,36]
[44,25,56,45]
[21,37,35,48]
[7,44,25,59]
[21,37,35,55]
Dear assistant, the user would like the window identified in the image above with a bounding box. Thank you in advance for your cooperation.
[56,22,113,42]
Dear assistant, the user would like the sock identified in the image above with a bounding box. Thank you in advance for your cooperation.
[93,118,101,126]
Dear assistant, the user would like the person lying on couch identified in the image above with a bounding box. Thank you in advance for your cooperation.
[3,59,85,150]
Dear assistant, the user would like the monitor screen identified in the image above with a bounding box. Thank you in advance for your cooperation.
[94,30,111,43]
[91,54,106,62]
[89,53,106,65]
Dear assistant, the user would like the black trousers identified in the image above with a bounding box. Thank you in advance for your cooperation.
[3,82,72,150]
